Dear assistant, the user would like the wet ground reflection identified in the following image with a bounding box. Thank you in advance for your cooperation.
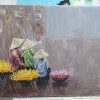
[0,77,100,97]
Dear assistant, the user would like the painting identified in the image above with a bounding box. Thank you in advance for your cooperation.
[0,6,100,97]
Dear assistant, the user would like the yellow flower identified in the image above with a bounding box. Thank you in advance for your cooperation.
[0,59,11,73]
[10,69,39,81]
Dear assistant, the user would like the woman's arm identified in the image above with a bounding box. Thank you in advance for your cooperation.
[12,50,24,66]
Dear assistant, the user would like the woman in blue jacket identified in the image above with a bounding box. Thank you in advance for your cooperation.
[34,49,51,85]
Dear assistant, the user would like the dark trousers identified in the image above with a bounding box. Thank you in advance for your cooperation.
[36,68,51,85]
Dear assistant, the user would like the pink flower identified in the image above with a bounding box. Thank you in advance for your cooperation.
[50,70,70,80]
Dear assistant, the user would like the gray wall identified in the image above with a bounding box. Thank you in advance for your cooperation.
[44,7,100,38]
[44,7,100,90]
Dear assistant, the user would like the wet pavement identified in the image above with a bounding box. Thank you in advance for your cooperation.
[0,77,100,97]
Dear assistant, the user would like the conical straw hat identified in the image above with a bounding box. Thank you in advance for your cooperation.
[10,38,24,50]
[34,49,49,59]
[21,39,36,50]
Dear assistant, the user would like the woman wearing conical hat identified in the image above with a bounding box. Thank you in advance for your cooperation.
[9,38,25,72]
[34,49,51,85]
[21,39,36,69]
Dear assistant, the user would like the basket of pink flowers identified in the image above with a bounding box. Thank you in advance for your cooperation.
[50,70,70,82]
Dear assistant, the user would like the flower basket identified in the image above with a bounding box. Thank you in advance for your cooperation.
[50,70,70,83]
[0,59,11,80]
[52,77,69,82]
[10,69,39,88]
[10,69,39,82]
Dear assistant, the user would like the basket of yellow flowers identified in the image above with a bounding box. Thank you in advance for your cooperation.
[0,59,11,80]
[10,69,39,87]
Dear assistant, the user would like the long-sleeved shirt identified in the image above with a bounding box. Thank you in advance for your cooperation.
[35,58,49,78]
[9,49,24,72]
[22,49,35,68]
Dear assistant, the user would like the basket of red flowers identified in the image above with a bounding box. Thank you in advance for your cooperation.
[50,70,70,82]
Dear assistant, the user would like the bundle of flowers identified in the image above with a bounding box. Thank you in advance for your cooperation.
[0,59,11,73]
[50,70,70,81]
[10,69,39,81]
